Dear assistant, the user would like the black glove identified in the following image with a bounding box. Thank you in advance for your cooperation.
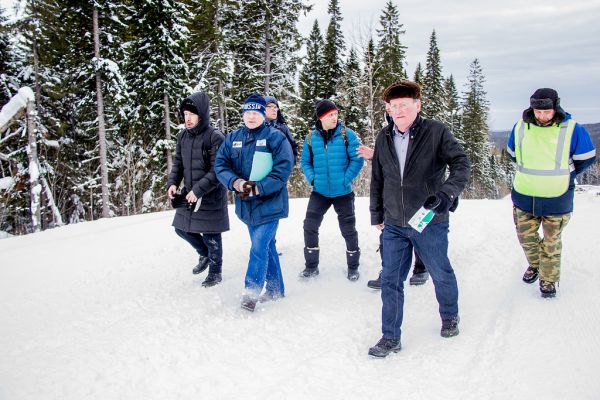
[238,181,258,200]
[423,192,453,215]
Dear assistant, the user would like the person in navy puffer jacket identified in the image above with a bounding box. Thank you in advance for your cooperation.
[215,94,293,312]
[300,99,364,281]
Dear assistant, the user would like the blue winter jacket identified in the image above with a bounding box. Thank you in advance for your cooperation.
[301,121,364,198]
[215,123,293,226]
[507,112,596,216]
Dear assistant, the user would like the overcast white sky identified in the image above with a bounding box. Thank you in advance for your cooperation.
[300,0,600,129]
[2,0,598,129]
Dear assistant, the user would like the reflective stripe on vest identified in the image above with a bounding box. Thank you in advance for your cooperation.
[513,118,575,197]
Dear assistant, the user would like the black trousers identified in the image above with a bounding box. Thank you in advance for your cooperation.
[175,228,223,273]
[303,191,359,268]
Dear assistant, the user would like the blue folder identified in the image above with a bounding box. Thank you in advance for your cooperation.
[249,151,273,181]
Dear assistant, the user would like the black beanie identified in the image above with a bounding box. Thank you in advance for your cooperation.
[530,88,559,110]
[181,99,199,115]
[315,99,338,119]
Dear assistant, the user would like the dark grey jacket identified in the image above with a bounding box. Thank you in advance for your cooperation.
[167,92,229,234]
[370,115,470,227]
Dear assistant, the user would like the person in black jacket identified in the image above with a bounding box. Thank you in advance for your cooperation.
[264,95,298,163]
[367,81,470,358]
[167,91,229,288]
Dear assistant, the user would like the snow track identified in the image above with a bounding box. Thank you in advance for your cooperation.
[1,193,600,399]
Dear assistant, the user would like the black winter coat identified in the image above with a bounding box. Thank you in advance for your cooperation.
[167,92,229,234]
[370,115,470,227]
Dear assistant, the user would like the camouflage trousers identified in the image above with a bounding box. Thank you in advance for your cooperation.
[513,207,571,282]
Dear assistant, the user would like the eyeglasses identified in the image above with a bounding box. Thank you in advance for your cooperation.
[266,105,278,110]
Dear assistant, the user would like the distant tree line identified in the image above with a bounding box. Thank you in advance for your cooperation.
[1,0,512,235]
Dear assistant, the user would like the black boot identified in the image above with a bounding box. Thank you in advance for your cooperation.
[347,269,360,281]
[539,280,556,298]
[241,295,257,312]
[192,255,210,275]
[523,266,539,284]
[346,249,360,281]
[441,315,460,338]
[368,337,402,358]
[258,292,285,303]
[409,271,429,286]
[300,247,320,278]
[367,271,382,290]
[202,272,222,287]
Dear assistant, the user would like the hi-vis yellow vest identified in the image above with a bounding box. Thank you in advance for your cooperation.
[513,119,575,197]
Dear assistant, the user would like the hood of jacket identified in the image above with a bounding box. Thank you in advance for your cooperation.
[180,91,211,133]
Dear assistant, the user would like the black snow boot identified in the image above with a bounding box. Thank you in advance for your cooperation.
[409,271,429,286]
[523,266,539,284]
[241,295,257,312]
[347,268,360,281]
[441,315,460,338]
[299,267,319,278]
[368,337,402,358]
[201,272,222,287]
[258,292,285,303]
[192,255,210,275]
[367,271,382,290]
[539,280,556,298]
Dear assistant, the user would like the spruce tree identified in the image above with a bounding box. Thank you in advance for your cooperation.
[461,59,497,198]
[322,0,345,99]
[442,75,462,138]
[422,30,444,121]
[362,37,378,137]
[298,20,325,136]
[338,47,366,139]
[413,62,424,87]
[0,5,18,108]
[373,0,407,89]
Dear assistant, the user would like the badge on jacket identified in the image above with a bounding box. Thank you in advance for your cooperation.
[233,141,242,148]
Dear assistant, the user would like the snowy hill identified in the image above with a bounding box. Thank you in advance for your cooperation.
[2,190,600,400]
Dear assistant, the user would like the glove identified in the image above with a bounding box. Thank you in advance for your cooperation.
[423,191,453,215]
[233,179,247,193]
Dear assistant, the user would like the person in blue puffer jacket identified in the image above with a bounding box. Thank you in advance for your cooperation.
[214,94,293,312]
[299,99,364,281]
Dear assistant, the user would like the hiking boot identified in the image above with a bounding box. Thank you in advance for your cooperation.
[368,337,402,358]
[522,266,539,284]
[367,271,382,290]
[192,255,209,275]
[539,280,556,298]
[241,295,257,312]
[299,267,319,278]
[441,315,460,338]
[347,268,360,281]
[258,292,285,303]
[201,272,222,287]
[409,271,429,286]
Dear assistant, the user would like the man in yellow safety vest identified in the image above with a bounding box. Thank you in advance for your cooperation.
[507,88,596,298]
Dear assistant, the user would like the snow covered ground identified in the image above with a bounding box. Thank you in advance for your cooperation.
[1,189,600,400]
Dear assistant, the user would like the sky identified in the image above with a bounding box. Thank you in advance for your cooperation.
[299,0,600,130]
[2,0,598,130]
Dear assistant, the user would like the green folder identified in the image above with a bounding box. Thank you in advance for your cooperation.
[249,151,273,181]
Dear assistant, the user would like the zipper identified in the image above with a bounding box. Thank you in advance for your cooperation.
[325,140,331,195]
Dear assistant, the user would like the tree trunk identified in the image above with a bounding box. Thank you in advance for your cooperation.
[263,14,272,94]
[93,7,110,218]
[41,176,64,226]
[26,100,41,232]
[164,92,173,175]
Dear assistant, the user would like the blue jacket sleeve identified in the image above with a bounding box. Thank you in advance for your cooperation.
[506,124,517,162]
[256,134,293,197]
[300,135,315,186]
[570,123,596,175]
[214,134,239,190]
[343,129,364,184]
